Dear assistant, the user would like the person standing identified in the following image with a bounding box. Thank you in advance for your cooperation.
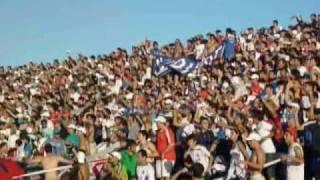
[282,128,304,180]
[184,134,211,173]
[155,116,176,180]
[244,132,266,180]
[121,140,138,180]
[27,144,73,180]
[136,149,155,180]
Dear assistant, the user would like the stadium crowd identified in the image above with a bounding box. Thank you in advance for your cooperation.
[0,13,320,180]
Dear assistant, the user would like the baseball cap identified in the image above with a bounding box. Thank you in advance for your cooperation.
[67,124,77,129]
[111,151,121,160]
[250,74,259,80]
[246,132,261,141]
[155,116,167,123]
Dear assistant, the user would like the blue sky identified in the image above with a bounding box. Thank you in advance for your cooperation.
[0,0,319,67]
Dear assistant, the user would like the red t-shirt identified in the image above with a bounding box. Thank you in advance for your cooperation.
[50,111,61,122]
[251,83,262,96]
[268,115,283,143]
[156,127,176,161]
[198,90,209,99]
[0,159,24,179]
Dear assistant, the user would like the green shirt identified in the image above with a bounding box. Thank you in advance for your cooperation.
[121,150,137,178]
[65,133,80,148]
[112,164,128,180]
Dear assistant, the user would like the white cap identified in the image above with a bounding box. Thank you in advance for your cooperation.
[164,99,173,105]
[250,68,257,72]
[155,116,167,123]
[111,151,121,160]
[274,34,280,39]
[164,93,172,99]
[246,132,261,141]
[231,76,241,86]
[125,93,134,100]
[41,111,50,118]
[222,82,229,89]
[77,151,86,164]
[250,74,259,80]
[67,124,77,129]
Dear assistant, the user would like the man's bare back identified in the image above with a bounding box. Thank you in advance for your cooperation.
[30,154,73,180]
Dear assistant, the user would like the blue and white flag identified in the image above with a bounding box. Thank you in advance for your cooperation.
[213,44,225,59]
[168,57,197,75]
[152,56,197,77]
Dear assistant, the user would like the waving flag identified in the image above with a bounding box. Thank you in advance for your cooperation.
[152,56,172,77]
[169,57,197,75]
[213,44,224,59]
[152,56,197,77]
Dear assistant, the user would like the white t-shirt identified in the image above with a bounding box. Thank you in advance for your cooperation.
[256,121,276,154]
[195,44,205,60]
[226,144,247,180]
[188,145,211,171]
[137,164,155,180]
[287,143,304,180]
[8,134,19,149]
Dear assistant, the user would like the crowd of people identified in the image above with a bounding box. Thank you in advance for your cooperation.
[0,13,320,180]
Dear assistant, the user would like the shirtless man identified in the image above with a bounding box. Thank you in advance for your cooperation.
[28,143,73,180]
[243,132,266,180]
[77,126,90,154]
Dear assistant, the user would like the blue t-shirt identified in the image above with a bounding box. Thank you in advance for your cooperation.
[223,40,236,61]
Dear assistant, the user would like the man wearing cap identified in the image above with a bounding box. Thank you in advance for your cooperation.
[155,116,176,180]
[110,151,129,180]
[243,132,265,180]
[282,128,304,180]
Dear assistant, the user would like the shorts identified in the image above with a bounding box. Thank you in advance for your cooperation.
[156,160,175,178]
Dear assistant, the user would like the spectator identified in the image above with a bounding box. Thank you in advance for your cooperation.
[184,134,212,173]
[121,140,138,180]
[282,128,304,180]
[155,116,176,180]
[47,130,66,156]
[136,149,155,180]
[244,132,265,180]
[27,144,73,180]
[110,151,129,180]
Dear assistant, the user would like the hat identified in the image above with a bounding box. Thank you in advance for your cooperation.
[250,74,259,80]
[246,132,261,141]
[125,93,134,100]
[41,111,50,118]
[67,124,77,129]
[164,93,172,99]
[155,116,167,123]
[111,151,121,160]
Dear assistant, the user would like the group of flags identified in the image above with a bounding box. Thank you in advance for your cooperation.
[151,44,225,77]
